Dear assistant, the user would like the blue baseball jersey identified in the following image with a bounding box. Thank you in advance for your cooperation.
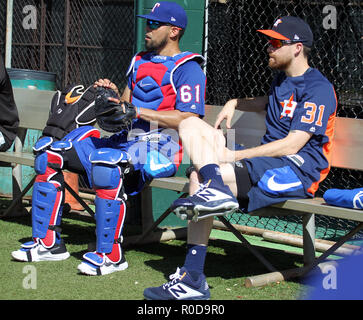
[244,68,337,212]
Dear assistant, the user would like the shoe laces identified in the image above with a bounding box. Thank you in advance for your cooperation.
[192,181,210,195]
[162,267,182,290]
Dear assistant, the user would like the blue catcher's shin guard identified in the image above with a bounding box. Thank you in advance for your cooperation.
[32,145,65,248]
[94,196,126,263]
[90,148,129,263]
[29,127,99,250]
[31,181,63,248]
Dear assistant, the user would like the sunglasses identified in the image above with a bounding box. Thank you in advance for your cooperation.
[146,19,181,31]
[268,39,301,49]
[146,20,169,30]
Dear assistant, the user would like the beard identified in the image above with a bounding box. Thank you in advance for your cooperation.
[145,35,168,52]
[268,54,293,71]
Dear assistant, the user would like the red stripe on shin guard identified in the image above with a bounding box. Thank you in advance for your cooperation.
[95,175,126,263]
[35,151,63,183]
[38,183,63,248]
[106,201,126,263]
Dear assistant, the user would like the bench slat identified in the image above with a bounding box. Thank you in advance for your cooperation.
[149,176,189,193]
[0,152,35,167]
[272,197,363,222]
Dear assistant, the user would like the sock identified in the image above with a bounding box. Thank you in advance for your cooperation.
[199,164,224,188]
[183,244,207,281]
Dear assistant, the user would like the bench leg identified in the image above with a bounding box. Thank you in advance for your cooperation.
[237,212,316,288]
[8,128,27,217]
[63,181,95,217]
[246,219,363,288]
[301,221,363,276]
[303,213,316,266]
[217,216,277,273]
[0,175,36,218]
[131,187,187,244]
[13,129,26,193]
[123,188,189,246]
[141,185,154,233]
[135,192,188,244]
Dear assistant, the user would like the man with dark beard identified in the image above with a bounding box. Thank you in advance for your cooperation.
[11,1,206,277]
[143,16,337,300]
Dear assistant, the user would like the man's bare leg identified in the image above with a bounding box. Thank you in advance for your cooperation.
[172,117,239,221]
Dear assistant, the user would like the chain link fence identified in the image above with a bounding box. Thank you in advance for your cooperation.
[0,0,138,221]
[0,0,362,241]
[1,0,134,90]
[205,0,363,241]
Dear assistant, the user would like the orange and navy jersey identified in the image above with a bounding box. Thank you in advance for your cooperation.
[262,68,337,196]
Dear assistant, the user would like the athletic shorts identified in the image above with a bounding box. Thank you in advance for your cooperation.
[73,130,181,195]
[230,141,309,212]
[240,156,309,212]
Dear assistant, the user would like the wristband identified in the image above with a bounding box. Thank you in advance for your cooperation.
[136,106,141,119]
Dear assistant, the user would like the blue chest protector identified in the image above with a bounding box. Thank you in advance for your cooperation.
[126,51,204,133]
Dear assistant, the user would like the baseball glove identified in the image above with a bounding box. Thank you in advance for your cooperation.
[95,87,136,133]
[42,84,97,140]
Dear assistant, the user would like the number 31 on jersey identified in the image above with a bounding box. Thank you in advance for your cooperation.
[301,102,325,126]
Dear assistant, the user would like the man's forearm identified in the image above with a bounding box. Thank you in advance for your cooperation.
[233,139,292,161]
[138,108,199,130]
[231,130,312,162]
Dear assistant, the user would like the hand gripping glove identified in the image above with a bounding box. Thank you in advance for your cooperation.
[95,87,137,133]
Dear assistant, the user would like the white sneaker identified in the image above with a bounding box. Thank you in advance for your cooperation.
[77,251,128,276]
[11,240,70,262]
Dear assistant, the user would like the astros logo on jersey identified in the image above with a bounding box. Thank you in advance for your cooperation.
[280,93,297,119]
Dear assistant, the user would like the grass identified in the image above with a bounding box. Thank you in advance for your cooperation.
[0,200,307,301]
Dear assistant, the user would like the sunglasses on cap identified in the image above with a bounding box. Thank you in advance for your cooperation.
[146,19,181,30]
[268,39,301,49]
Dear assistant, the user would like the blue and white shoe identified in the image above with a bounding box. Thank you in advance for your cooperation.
[11,240,70,262]
[143,267,210,300]
[172,180,240,221]
[77,251,128,276]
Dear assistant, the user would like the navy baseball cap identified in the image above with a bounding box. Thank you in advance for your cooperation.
[257,16,313,47]
[137,1,188,29]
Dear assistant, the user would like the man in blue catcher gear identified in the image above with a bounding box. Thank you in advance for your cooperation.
[144,16,338,300]
[11,1,206,277]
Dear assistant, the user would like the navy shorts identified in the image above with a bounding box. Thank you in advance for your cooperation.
[234,156,309,212]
